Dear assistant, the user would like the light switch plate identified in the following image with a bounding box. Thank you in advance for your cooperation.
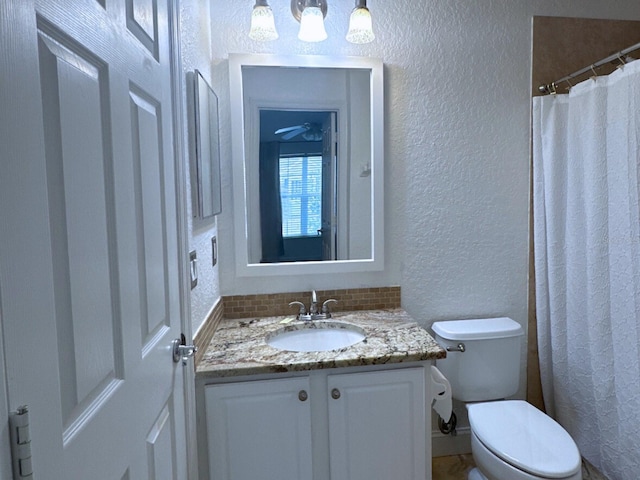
[211,236,217,267]
[189,250,197,289]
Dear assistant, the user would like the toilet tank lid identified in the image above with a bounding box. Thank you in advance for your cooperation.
[432,317,523,340]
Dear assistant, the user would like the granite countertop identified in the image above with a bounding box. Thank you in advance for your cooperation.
[196,309,446,379]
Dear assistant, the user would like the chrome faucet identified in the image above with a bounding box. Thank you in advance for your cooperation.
[309,290,318,315]
[288,290,338,321]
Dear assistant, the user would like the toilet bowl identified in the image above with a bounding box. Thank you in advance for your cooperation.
[431,318,582,480]
[467,401,581,480]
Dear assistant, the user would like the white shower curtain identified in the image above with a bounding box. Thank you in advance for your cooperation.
[533,60,640,480]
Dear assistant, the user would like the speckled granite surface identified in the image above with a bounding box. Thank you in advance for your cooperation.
[196,309,446,379]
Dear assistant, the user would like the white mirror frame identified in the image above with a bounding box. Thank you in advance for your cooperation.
[229,53,384,277]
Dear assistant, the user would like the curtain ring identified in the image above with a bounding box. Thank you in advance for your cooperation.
[590,64,598,80]
[616,53,626,69]
[550,82,557,95]
[564,78,573,91]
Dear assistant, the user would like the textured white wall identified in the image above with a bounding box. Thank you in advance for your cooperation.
[180,0,221,334]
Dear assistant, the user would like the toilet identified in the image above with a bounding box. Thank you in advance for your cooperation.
[432,317,582,480]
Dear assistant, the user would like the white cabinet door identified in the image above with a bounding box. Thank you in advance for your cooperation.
[205,377,313,480]
[327,368,426,480]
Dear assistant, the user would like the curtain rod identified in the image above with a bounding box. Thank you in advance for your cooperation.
[538,40,640,95]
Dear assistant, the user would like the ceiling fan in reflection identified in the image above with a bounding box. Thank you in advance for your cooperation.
[275,123,322,141]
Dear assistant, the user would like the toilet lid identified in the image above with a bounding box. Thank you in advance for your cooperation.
[468,400,581,478]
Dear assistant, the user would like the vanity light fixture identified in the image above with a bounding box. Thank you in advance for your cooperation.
[249,0,278,42]
[346,0,375,44]
[293,0,328,42]
[249,0,375,44]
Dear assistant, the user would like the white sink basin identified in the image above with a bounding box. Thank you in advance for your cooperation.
[266,321,366,352]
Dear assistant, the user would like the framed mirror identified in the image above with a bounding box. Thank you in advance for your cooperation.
[229,54,383,276]
[193,70,222,218]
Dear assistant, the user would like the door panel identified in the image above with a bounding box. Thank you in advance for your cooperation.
[146,402,176,480]
[321,112,337,260]
[126,0,159,59]
[129,87,171,349]
[37,25,123,433]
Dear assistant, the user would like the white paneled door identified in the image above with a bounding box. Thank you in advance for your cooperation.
[0,0,189,479]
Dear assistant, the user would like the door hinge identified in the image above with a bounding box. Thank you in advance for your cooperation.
[9,405,34,479]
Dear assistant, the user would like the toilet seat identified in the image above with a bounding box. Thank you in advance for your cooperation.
[468,400,581,479]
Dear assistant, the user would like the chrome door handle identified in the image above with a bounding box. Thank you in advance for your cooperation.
[172,338,198,365]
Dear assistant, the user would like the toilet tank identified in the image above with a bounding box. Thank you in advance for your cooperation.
[432,317,524,402]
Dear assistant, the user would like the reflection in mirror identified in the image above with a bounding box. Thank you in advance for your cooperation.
[259,109,336,263]
[229,54,383,276]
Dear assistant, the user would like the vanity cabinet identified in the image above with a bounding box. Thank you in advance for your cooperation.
[204,365,427,480]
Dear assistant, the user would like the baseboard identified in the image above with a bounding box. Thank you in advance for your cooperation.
[432,427,472,457]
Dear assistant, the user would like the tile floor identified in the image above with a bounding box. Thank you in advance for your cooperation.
[432,454,609,480]
[432,454,475,479]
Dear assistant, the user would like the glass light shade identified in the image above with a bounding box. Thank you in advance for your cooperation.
[298,7,327,42]
[346,7,375,44]
[249,5,278,41]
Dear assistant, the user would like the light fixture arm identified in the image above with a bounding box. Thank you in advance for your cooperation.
[291,0,327,22]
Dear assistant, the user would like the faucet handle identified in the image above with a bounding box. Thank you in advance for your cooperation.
[289,301,306,316]
[321,299,338,315]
